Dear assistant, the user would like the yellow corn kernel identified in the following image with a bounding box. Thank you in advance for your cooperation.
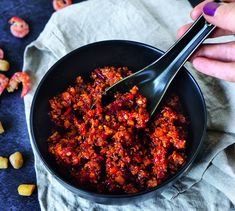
[0,156,8,169]
[9,152,24,169]
[18,184,36,196]
[0,59,10,71]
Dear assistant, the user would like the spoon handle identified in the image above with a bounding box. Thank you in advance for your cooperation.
[153,14,216,76]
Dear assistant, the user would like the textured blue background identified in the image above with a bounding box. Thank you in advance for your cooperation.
[0,1,83,210]
[0,0,200,210]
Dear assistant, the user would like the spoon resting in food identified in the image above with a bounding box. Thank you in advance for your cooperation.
[103,15,215,117]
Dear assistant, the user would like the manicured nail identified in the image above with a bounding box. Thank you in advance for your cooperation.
[203,2,220,16]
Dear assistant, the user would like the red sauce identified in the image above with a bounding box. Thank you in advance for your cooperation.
[48,67,189,194]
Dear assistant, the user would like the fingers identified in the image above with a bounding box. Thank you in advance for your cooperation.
[190,0,235,20]
[203,2,235,33]
[180,0,235,82]
[191,0,212,20]
[177,0,235,39]
[191,41,235,62]
[192,57,235,82]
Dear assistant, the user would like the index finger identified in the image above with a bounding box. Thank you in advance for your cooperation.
[190,0,235,20]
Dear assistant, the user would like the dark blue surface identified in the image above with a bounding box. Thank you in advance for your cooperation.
[0,1,82,210]
[0,0,201,210]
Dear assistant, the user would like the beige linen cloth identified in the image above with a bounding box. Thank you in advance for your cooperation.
[23,0,235,210]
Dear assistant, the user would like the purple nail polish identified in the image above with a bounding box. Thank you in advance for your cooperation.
[203,2,220,16]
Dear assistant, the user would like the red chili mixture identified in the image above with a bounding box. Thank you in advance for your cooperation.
[48,67,189,194]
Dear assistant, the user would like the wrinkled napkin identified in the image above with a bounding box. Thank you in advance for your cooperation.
[23,0,235,210]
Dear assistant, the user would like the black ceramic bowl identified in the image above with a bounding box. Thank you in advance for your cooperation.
[30,40,207,204]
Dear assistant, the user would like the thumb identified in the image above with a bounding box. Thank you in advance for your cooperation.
[203,2,235,33]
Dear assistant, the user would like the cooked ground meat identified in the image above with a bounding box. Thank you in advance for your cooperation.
[48,66,189,194]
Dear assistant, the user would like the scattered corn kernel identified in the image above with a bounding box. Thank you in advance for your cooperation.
[0,59,10,71]
[18,184,36,196]
[9,152,24,169]
[0,156,8,169]
[0,121,4,134]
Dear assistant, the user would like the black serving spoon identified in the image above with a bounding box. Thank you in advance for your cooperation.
[103,15,216,117]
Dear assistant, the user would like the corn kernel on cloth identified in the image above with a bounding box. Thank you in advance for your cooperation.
[23,0,235,210]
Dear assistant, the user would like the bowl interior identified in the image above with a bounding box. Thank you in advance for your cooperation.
[30,40,206,202]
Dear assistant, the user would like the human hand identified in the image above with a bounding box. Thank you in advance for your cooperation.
[177,0,235,81]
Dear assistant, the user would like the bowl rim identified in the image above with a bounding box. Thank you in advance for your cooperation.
[30,39,207,199]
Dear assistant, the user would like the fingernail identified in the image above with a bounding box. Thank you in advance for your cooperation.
[203,2,220,16]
